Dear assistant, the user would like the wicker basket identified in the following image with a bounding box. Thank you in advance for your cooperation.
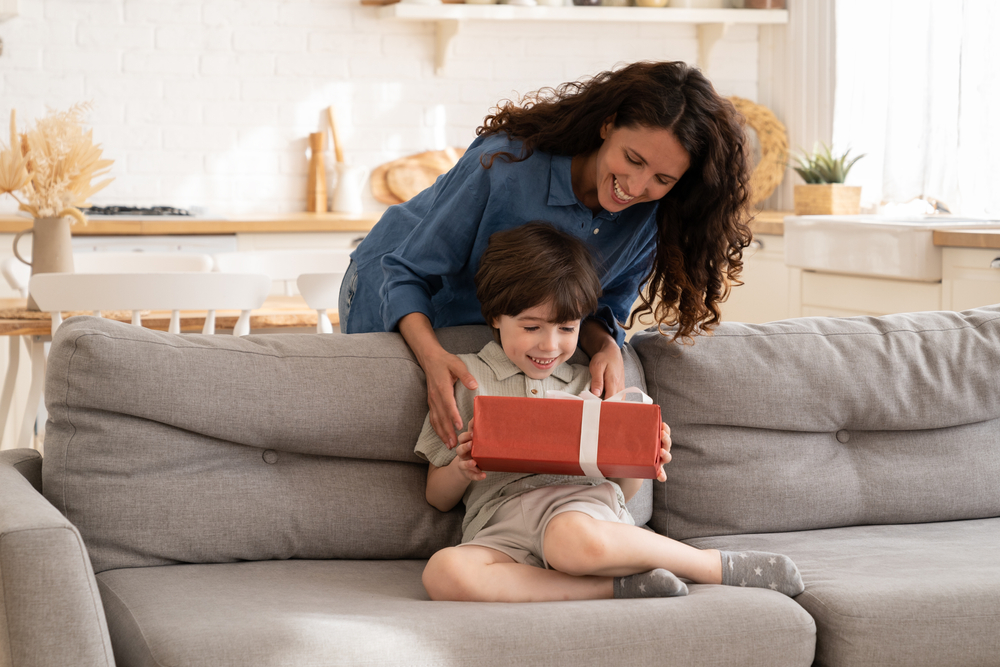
[794,184,862,215]
[728,97,788,206]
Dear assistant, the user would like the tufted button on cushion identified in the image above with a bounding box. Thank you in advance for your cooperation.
[836,430,851,444]
[262,450,279,464]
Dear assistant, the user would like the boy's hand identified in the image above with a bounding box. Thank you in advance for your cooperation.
[453,422,486,482]
[656,422,673,483]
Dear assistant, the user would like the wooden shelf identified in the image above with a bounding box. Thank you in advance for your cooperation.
[377,4,789,74]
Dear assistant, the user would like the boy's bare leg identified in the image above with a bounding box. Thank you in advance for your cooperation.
[543,511,722,582]
[423,545,613,602]
[543,512,804,596]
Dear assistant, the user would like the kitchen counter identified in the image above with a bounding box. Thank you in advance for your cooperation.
[3,210,785,237]
[750,210,787,236]
[749,212,1000,249]
[4,210,996,249]
[933,228,1000,250]
[0,212,381,235]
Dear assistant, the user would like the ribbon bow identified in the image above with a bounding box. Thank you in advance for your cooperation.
[544,387,653,478]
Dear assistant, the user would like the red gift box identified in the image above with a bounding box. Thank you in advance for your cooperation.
[471,393,662,479]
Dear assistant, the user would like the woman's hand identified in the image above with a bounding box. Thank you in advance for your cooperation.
[655,422,673,482]
[579,320,625,398]
[398,313,478,448]
[588,345,625,399]
[424,349,479,448]
[453,419,486,482]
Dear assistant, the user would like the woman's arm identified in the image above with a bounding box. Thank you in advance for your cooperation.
[399,313,478,448]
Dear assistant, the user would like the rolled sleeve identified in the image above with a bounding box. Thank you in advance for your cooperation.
[413,415,457,469]
[587,306,625,348]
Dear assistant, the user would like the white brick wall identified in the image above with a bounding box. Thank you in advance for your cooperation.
[0,0,761,215]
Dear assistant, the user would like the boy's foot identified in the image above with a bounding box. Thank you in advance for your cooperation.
[719,550,804,597]
[614,569,688,599]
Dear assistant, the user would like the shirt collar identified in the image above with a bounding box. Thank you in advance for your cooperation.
[547,153,619,220]
[478,341,576,383]
[547,154,580,208]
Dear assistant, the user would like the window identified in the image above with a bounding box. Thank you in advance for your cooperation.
[833,0,999,217]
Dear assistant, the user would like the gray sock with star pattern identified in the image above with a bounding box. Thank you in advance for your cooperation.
[613,568,688,599]
[720,550,804,597]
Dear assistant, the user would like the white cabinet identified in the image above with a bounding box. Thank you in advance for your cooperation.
[942,247,1000,311]
[721,233,792,323]
[789,245,1000,319]
[624,233,791,339]
[236,232,364,252]
[795,272,942,318]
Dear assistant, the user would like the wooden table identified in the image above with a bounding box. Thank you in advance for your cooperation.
[0,295,338,337]
[1,295,339,451]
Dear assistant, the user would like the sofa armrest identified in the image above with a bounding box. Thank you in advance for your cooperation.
[0,449,42,493]
[0,456,114,666]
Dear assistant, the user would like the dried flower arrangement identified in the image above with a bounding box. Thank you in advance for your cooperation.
[0,103,114,224]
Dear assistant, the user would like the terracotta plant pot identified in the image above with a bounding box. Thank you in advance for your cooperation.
[793,184,862,216]
[13,216,76,311]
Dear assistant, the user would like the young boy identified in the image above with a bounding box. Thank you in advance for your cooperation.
[415,223,804,602]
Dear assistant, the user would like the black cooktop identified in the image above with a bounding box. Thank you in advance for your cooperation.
[87,206,192,216]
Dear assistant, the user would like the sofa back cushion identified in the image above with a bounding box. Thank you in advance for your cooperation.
[633,306,1000,541]
[43,318,648,573]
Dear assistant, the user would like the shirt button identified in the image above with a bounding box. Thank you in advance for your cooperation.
[530,389,538,395]
[593,228,600,234]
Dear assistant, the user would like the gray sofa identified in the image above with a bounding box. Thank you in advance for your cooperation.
[1,306,998,667]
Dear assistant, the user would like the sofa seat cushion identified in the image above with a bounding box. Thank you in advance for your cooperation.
[686,518,1000,667]
[96,559,815,667]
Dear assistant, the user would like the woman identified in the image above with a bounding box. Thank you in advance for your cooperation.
[341,61,752,447]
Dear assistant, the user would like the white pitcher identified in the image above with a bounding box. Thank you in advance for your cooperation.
[331,164,369,215]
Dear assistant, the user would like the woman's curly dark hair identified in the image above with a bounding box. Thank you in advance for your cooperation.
[477,61,753,341]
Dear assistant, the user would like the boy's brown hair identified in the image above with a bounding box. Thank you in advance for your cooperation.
[475,222,602,327]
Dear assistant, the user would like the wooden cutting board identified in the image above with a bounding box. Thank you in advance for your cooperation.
[370,148,465,205]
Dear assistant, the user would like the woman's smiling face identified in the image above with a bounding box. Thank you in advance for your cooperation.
[591,120,691,213]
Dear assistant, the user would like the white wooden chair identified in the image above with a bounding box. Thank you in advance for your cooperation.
[296,273,344,334]
[213,250,351,296]
[30,272,272,337]
[1,253,214,451]
[11,272,270,452]
[2,252,214,297]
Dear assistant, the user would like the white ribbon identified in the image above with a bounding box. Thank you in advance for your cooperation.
[545,387,653,477]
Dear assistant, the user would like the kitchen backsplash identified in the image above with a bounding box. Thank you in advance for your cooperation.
[0,0,762,214]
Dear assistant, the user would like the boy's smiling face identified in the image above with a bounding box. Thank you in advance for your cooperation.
[492,301,581,380]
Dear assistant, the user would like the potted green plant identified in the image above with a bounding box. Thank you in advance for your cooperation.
[791,143,864,215]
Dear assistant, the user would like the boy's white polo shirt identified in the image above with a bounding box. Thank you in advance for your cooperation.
[414,341,632,544]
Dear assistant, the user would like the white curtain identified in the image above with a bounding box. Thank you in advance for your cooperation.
[833,0,1000,218]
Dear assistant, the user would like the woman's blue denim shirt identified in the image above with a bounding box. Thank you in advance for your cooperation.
[346,133,658,347]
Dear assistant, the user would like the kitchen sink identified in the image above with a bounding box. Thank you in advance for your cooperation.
[784,215,1000,282]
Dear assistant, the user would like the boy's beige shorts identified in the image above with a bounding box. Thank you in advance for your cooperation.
[459,482,632,569]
